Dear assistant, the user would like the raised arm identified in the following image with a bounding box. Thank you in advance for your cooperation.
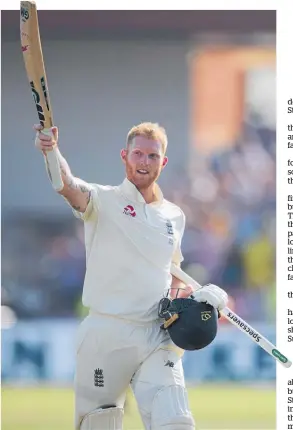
[34,124,91,213]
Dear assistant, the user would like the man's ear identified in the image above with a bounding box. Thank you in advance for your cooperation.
[162,156,168,168]
[120,149,127,164]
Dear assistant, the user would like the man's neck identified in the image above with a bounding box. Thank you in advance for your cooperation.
[137,184,157,204]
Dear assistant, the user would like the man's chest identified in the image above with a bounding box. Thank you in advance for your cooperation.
[97,193,181,266]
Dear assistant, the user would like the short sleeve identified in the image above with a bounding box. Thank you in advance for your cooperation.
[72,184,100,222]
[172,211,186,267]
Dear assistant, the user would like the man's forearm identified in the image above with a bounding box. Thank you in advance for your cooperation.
[43,146,76,190]
[170,275,193,299]
[37,127,92,212]
[170,275,186,298]
[46,147,92,212]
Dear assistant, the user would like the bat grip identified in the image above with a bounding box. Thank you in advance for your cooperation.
[42,128,64,192]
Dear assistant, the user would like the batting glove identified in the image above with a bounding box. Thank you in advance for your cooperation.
[192,284,228,311]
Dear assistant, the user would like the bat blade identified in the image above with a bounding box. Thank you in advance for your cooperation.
[20,1,53,128]
[20,1,63,191]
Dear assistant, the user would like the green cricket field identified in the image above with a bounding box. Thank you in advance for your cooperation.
[1,384,275,429]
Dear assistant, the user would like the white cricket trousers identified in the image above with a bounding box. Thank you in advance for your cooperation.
[74,311,194,430]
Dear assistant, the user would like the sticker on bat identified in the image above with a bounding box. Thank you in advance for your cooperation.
[22,45,29,52]
[21,31,30,39]
[21,6,29,22]
[41,77,50,111]
[30,81,45,127]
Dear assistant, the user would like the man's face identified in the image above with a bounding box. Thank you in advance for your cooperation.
[121,136,168,190]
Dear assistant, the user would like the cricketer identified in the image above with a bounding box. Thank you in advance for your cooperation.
[34,122,228,430]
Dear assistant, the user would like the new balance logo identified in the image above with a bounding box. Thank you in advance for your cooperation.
[94,368,104,387]
[123,205,136,217]
[165,360,174,368]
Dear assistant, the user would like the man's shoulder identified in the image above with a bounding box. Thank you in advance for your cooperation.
[90,183,119,193]
[88,183,121,207]
[162,198,185,221]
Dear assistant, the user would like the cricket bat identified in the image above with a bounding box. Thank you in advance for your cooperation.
[20,1,63,191]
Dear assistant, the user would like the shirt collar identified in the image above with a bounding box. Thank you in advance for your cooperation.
[120,178,164,205]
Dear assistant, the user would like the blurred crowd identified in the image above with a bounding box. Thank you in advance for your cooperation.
[166,116,276,322]
[2,118,276,322]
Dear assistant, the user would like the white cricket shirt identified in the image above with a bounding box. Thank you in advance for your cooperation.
[74,178,185,322]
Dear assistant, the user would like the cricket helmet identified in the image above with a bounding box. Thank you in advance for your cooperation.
[158,295,219,350]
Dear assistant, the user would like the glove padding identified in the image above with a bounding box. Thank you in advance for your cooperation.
[192,284,228,311]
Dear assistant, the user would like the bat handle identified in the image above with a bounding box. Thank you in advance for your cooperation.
[42,128,64,192]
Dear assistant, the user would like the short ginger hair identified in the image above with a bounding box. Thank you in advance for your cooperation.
[126,122,168,154]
